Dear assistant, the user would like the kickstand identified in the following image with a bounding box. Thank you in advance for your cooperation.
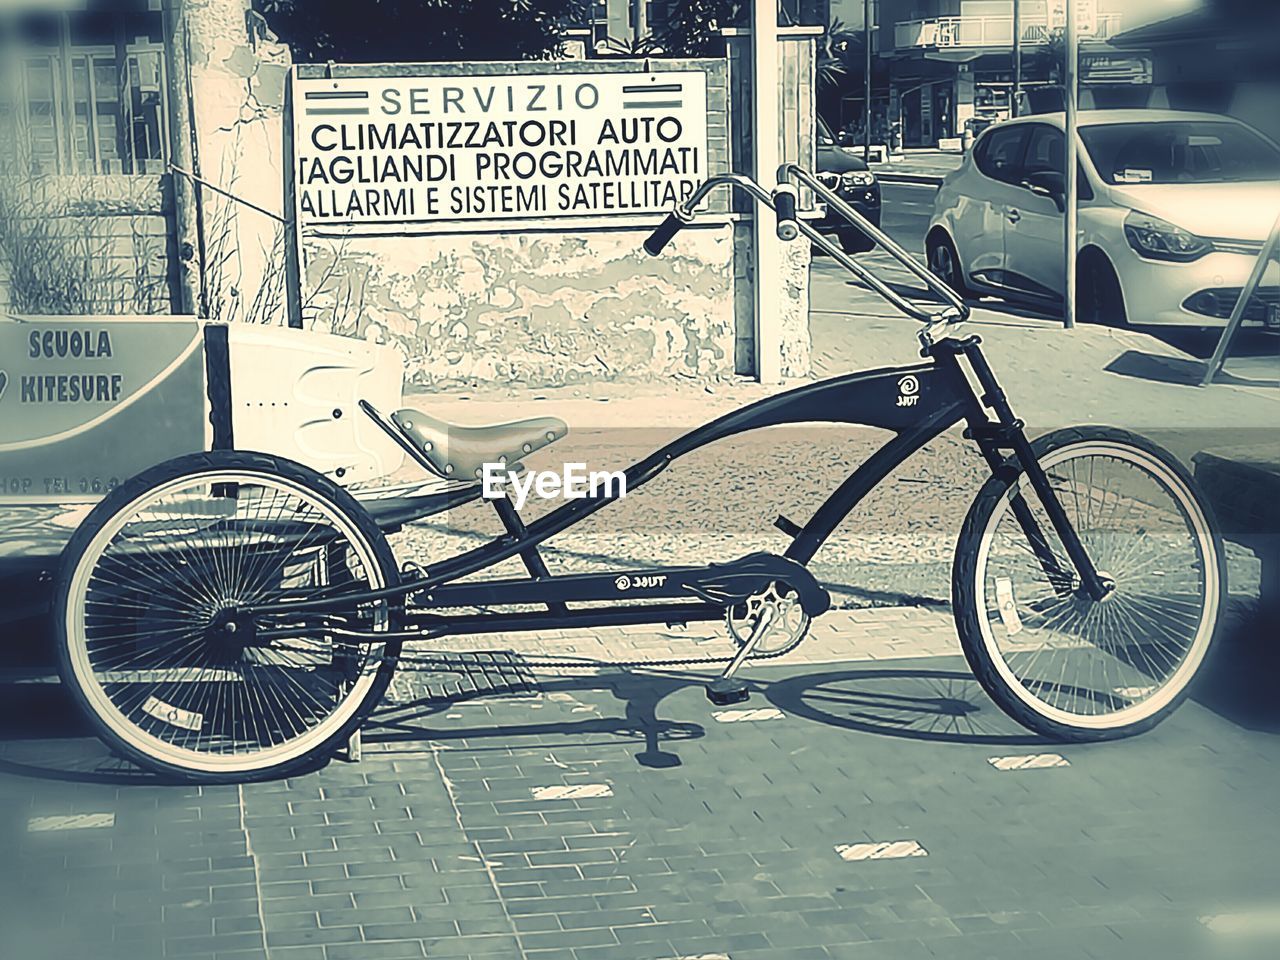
[344,728,362,762]
[706,607,775,706]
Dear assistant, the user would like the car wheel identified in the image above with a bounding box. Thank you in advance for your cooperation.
[926,231,969,298]
[1077,252,1128,327]
[838,226,875,254]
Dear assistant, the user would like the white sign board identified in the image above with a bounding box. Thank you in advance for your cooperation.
[292,71,709,227]
[1048,0,1098,34]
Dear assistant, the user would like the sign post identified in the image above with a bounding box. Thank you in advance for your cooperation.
[282,71,303,329]
[1049,0,1095,34]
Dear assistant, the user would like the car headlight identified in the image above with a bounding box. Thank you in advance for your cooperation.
[1124,211,1211,262]
[840,170,876,189]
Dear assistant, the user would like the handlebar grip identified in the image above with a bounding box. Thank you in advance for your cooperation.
[774,185,799,241]
[644,213,685,256]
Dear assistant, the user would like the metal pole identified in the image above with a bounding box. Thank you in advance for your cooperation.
[113,14,133,173]
[631,0,646,48]
[863,0,872,160]
[751,0,783,382]
[282,70,304,330]
[58,12,75,174]
[1063,0,1078,329]
[1200,210,1280,386]
[1011,0,1021,118]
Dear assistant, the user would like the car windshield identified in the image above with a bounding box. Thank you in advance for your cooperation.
[817,117,836,146]
[1080,120,1280,185]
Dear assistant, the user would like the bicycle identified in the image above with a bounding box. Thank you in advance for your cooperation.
[52,166,1226,782]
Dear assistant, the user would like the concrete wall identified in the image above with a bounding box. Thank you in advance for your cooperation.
[180,0,291,325]
[294,58,767,389]
[726,29,817,378]
[304,226,736,387]
[4,4,818,386]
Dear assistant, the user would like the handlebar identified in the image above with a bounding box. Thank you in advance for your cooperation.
[642,212,687,256]
[773,184,798,241]
[643,167,970,347]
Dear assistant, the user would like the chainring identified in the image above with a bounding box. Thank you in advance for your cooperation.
[726,581,811,657]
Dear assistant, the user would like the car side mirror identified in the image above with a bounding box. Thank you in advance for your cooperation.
[1021,171,1066,212]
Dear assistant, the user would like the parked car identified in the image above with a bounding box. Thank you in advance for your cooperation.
[816,116,882,254]
[926,109,1280,327]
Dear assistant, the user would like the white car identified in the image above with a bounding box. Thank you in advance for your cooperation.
[926,109,1280,327]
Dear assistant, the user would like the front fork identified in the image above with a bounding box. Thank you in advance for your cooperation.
[945,340,1111,602]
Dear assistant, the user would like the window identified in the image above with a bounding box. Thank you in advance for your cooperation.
[1080,120,1280,185]
[0,17,169,176]
[974,125,1029,184]
[1018,124,1096,201]
[1022,125,1063,177]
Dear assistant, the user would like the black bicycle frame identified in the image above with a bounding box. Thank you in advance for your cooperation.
[248,334,1105,634]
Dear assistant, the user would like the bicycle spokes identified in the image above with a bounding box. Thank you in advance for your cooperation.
[975,444,1216,728]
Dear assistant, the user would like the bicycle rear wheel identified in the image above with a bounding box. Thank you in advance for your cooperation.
[953,426,1224,741]
[55,451,401,782]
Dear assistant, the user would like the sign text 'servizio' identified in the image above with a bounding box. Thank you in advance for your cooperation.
[293,72,709,226]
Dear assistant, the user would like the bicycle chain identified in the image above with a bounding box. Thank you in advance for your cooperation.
[373,561,801,672]
[394,635,797,672]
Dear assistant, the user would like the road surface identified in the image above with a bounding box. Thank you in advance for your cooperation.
[879,181,936,254]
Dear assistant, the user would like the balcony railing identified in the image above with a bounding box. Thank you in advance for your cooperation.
[894,13,1122,50]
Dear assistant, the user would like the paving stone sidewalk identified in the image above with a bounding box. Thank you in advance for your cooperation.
[3,624,1279,960]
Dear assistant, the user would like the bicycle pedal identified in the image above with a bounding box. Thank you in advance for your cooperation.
[705,678,750,706]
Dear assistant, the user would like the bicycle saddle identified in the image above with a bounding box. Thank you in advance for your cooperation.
[390,409,568,480]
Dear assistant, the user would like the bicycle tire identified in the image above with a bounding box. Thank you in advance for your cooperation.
[54,450,402,783]
[952,426,1224,741]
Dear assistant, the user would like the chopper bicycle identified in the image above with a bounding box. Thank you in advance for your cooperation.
[51,166,1225,782]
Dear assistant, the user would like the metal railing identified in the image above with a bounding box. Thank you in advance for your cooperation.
[894,13,1122,50]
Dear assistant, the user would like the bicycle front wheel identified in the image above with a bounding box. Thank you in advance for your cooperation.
[953,426,1224,741]
[54,451,401,782]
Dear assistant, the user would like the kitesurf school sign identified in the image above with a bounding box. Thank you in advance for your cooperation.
[292,71,709,227]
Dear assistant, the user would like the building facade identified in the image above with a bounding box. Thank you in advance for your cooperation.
[1,0,289,324]
[1109,4,1280,143]
[877,0,1145,146]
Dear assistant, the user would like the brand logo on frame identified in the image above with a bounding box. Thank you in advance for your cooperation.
[896,374,920,407]
[615,574,668,591]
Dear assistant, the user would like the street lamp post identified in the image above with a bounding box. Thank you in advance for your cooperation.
[1063,0,1079,329]
[863,0,872,160]
[1012,0,1021,117]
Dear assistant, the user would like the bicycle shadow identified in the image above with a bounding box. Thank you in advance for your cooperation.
[761,664,1045,745]
[365,670,707,769]
[366,658,1049,761]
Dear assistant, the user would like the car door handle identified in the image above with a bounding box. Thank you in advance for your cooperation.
[1006,209,1021,224]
